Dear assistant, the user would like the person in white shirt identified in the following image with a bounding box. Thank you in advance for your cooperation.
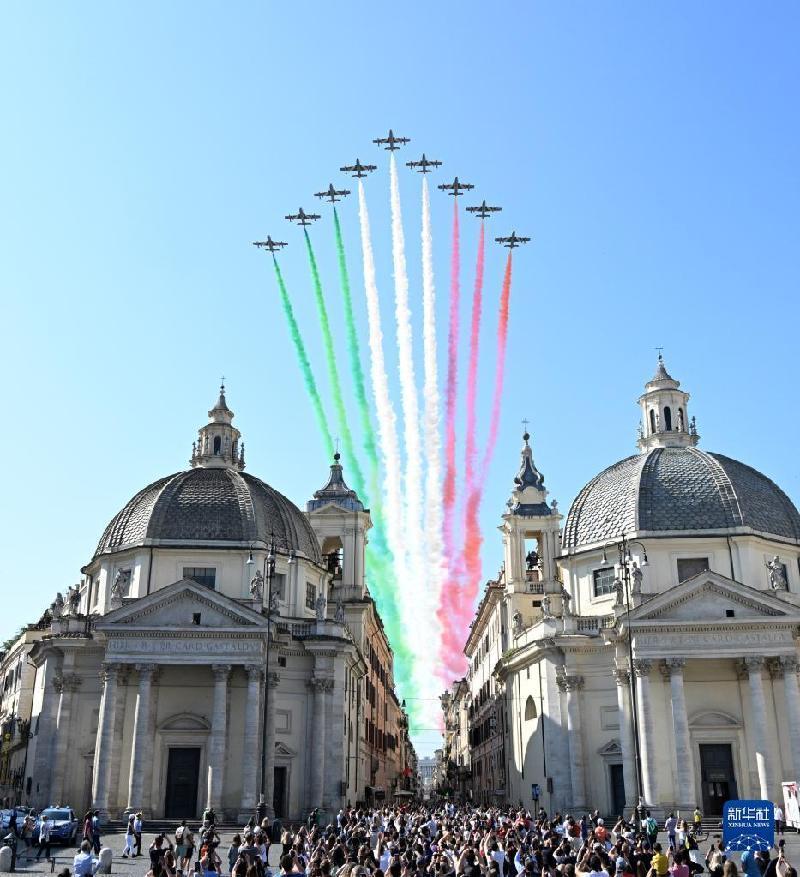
[36,816,53,862]
[74,841,100,877]
[775,804,785,838]
[122,815,136,858]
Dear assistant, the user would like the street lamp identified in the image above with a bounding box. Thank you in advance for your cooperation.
[246,534,277,814]
[601,532,648,810]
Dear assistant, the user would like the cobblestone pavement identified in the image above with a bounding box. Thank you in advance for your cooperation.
[5,828,800,876]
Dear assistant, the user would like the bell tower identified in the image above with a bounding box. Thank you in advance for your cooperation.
[637,355,699,452]
[306,453,371,599]
[500,431,562,600]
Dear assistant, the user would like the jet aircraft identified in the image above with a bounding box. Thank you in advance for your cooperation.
[373,129,410,151]
[252,236,288,252]
[315,184,351,204]
[495,231,531,249]
[466,200,502,219]
[340,158,377,178]
[285,207,321,227]
[438,176,474,197]
[406,153,442,174]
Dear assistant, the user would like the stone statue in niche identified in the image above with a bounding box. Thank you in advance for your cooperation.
[315,592,327,621]
[512,610,524,635]
[249,570,264,601]
[767,556,788,590]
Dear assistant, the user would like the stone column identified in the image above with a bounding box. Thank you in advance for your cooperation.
[614,667,638,808]
[50,672,82,805]
[108,668,129,814]
[207,664,231,811]
[778,656,800,780]
[31,661,63,804]
[308,677,332,809]
[127,664,155,812]
[92,663,122,815]
[742,657,774,800]
[262,671,280,818]
[633,659,658,806]
[240,665,263,814]
[559,674,587,809]
[663,658,695,809]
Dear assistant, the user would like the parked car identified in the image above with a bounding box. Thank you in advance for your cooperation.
[33,808,78,845]
[0,808,30,831]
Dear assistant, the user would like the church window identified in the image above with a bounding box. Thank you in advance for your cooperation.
[213,436,221,454]
[524,696,537,721]
[305,582,317,610]
[649,409,656,434]
[183,567,216,589]
[677,557,709,583]
[678,407,685,430]
[271,573,286,602]
[593,567,616,597]
[664,406,672,430]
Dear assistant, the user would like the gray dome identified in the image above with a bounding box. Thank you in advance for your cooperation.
[563,447,800,550]
[94,467,322,563]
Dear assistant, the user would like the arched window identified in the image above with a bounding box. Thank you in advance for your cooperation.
[524,695,537,721]
[213,435,221,454]
[664,406,672,431]
[678,407,685,430]
[649,409,657,434]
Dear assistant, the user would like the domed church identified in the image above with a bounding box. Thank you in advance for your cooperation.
[21,387,412,820]
[447,358,800,818]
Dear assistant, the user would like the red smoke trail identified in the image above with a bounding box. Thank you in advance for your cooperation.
[439,198,466,679]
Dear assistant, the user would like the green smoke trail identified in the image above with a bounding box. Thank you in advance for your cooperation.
[303,229,367,495]
[307,224,416,703]
[272,256,333,458]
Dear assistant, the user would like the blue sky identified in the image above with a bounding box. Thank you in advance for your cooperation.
[1,2,799,747]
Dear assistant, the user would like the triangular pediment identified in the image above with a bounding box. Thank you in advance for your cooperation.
[630,571,796,623]
[96,579,269,629]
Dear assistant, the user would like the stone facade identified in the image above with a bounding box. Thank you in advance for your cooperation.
[17,390,412,820]
[451,360,800,817]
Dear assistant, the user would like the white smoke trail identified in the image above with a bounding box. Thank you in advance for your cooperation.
[421,175,445,669]
[388,154,434,717]
[356,180,408,599]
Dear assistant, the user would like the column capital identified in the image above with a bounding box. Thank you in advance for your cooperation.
[632,659,652,677]
[562,674,585,692]
[244,664,263,681]
[52,675,64,694]
[60,672,83,692]
[780,655,799,674]
[741,656,766,676]
[100,662,122,683]
[267,672,280,689]
[212,664,232,679]
[613,667,631,687]
[661,657,686,677]
[134,663,157,679]
[308,676,333,693]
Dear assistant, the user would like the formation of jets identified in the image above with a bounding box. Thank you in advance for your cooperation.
[252,236,287,252]
[315,183,350,204]
[406,153,442,174]
[340,158,377,178]
[438,176,474,197]
[263,131,528,250]
[495,231,530,249]
[467,200,502,219]
[285,207,320,227]
[373,129,410,151]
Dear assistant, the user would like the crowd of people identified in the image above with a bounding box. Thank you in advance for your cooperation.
[2,804,795,877]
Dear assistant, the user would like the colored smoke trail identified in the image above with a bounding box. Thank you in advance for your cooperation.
[465,221,486,495]
[439,198,466,680]
[271,257,334,458]
[420,175,446,679]
[481,249,514,478]
[332,206,399,633]
[457,221,487,680]
[303,229,366,497]
[356,179,416,704]
[389,154,437,724]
